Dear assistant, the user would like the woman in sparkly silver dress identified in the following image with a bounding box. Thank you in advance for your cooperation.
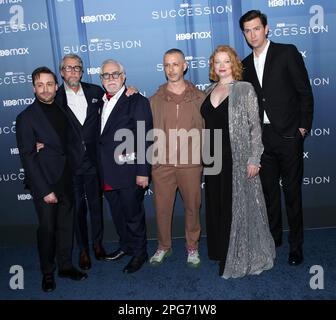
[201,45,275,278]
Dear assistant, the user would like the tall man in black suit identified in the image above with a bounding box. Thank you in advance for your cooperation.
[16,67,87,292]
[55,54,106,270]
[98,59,153,273]
[239,10,314,266]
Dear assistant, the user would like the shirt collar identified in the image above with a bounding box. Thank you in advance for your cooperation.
[103,85,125,103]
[253,39,270,60]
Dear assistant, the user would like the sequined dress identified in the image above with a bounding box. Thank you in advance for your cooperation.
[201,81,276,279]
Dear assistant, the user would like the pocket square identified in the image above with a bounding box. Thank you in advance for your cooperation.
[92,98,98,103]
[118,152,136,163]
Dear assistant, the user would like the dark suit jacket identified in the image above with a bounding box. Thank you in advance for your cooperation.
[16,100,80,199]
[242,41,314,137]
[98,90,153,189]
[55,82,105,170]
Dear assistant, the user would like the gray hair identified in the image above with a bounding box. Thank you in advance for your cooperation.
[100,59,126,75]
[59,54,83,71]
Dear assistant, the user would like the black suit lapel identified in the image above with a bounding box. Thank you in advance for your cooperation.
[82,84,98,125]
[55,85,66,110]
[245,55,262,91]
[262,42,275,89]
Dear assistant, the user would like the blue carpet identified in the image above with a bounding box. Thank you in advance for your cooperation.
[0,228,335,300]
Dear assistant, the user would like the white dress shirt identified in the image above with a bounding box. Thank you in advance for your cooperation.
[253,39,271,124]
[64,83,88,125]
[100,85,125,134]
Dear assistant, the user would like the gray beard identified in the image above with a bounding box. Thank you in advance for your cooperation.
[67,80,80,87]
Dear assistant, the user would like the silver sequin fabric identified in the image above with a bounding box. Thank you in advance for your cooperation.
[206,81,276,279]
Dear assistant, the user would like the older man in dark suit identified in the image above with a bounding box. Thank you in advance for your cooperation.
[239,10,314,266]
[16,67,87,292]
[98,59,153,273]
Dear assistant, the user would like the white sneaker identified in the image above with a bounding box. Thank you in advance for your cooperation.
[149,248,172,266]
[187,249,200,268]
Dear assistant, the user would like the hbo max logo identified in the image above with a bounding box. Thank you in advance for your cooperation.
[87,67,101,75]
[176,31,211,41]
[17,193,33,201]
[3,98,34,107]
[0,48,29,57]
[81,13,116,24]
[268,0,305,7]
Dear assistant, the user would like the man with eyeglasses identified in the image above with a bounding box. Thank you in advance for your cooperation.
[42,53,109,271]
[239,10,314,266]
[98,59,153,273]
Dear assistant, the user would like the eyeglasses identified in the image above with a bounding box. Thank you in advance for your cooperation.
[100,72,123,80]
[62,65,82,72]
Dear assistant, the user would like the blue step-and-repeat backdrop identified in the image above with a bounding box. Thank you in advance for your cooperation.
[0,0,335,243]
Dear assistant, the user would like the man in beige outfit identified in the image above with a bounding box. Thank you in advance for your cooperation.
[149,48,205,267]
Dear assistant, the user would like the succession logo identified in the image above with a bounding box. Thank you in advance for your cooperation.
[269,5,328,37]
[152,2,232,20]
[0,121,16,135]
[0,3,48,34]
[310,128,331,137]
[0,168,25,183]
[64,38,142,54]
[157,55,209,71]
[0,71,32,86]
[303,176,330,185]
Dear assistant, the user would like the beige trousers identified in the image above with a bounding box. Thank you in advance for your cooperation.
[152,166,202,251]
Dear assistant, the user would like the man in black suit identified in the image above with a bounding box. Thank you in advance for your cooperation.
[98,59,153,273]
[239,10,314,266]
[55,54,106,270]
[16,67,87,292]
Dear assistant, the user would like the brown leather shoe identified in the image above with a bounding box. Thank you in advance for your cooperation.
[79,250,91,270]
[93,244,107,260]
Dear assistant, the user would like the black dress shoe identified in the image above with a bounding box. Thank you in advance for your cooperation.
[274,239,283,248]
[104,248,127,261]
[93,244,107,260]
[58,267,88,280]
[288,249,303,266]
[42,274,56,292]
[123,254,148,274]
[218,261,225,276]
[79,250,91,270]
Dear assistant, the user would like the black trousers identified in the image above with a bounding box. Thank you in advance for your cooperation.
[104,185,147,258]
[73,173,104,251]
[33,191,74,275]
[260,125,304,252]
